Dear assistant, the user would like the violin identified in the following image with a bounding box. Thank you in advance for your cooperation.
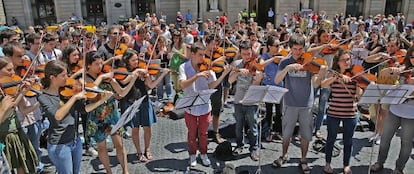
[387,50,405,67]
[115,43,127,56]
[401,68,414,84]
[296,52,327,74]
[0,74,41,97]
[349,65,377,88]
[70,60,83,75]
[214,46,238,59]
[60,78,104,99]
[161,102,174,115]
[322,39,350,55]
[20,60,45,78]
[240,54,264,76]
[199,58,227,73]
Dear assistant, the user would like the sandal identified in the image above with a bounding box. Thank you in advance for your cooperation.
[137,153,148,162]
[299,160,311,174]
[370,162,383,172]
[144,151,153,160]
[272,156,288,168]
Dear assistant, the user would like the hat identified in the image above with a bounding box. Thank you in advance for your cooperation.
[405,24,413,30]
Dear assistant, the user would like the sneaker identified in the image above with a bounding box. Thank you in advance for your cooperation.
[86,147,98,157]
[369,134,378,142]
[233,146,243,155]
[200,154,211,166]
[375,136,381,145]
[189,155,197,167]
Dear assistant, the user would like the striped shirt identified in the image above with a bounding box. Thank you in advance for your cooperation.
[327,80,357,118]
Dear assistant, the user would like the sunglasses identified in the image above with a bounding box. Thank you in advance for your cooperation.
[112,32,120,35]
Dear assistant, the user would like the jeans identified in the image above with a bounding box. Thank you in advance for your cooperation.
[377,111,414,171]
[325,116,357,166]
[184,112,211,155]
[234,104,258,151]
[315,88,330,132]
[47,137,82,174]
[157,73,173,99]
[23,120,44,171]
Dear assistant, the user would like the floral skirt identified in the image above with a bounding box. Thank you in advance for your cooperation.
[87,108,123,143]
[0,129,38,173]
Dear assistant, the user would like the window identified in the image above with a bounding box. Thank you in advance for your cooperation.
[385,0,402,16]
[35,0,56,25]
[346,0,364,17]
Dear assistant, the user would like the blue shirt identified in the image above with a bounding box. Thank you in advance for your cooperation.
[185,12,192,21]
[261,53,283,87]
[278,56,314,107]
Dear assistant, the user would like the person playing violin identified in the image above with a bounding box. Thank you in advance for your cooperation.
[260,36,284,141]
[364,35,405,144]
[0,58,39,174]
[84,51,139,174]
[119,49,170,162]
[306,28,340,139]
[228,40,264,161]
[37,60,112,174]
[62,45,82,78]
[320,50,363,174]
[179,43,230,167]
[4,40,46,172]
[370,46,414,174]
[273,34,327,173]
[204,34,230,144]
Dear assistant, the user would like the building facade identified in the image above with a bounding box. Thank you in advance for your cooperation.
[0,0,414,29]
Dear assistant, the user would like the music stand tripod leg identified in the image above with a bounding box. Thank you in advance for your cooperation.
[255,105,263,174]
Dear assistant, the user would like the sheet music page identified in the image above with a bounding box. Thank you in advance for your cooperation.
[359,84,414,104]
[193,89,217,106]
[175,89,217,109]
[263,86,289,104]
[111,96,146,135]
[240,85,289,105]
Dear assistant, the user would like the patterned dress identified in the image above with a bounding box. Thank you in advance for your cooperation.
[86,78,122,142]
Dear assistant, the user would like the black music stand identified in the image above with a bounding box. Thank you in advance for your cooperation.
[240,85,289,174]
[174,89,217,111]
[359,84,414,173]
[111,96,146,135]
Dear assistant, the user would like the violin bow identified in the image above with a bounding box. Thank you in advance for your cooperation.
[144,34,161,74]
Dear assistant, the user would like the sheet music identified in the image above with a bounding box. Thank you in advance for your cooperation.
[110,96,146,135]
[359,84,414,104]
[174,89,217,110]
[240,85,289,105]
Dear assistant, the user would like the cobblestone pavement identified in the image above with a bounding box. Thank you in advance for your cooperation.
[40,103,414,174]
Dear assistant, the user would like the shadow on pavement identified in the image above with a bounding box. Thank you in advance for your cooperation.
[145,158,189,173]
[164,142,188,153]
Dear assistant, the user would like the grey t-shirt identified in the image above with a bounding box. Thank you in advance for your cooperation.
[233,59,256,105]
[278,57,314,107]
[38,93,85,144]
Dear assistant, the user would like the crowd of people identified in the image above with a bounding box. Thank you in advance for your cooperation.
[0,9,412,174]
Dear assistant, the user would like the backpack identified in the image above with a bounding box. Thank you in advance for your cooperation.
[213,141,234,161]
